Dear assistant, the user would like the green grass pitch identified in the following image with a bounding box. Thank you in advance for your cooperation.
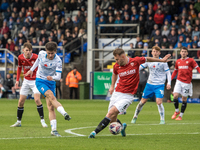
[0,99,200,150]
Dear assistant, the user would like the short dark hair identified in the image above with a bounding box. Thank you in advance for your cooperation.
[152,46,161,51]
[181,46,188,52]
[45,42,57,52]
[23,42,32,50]
[113,48,125,56]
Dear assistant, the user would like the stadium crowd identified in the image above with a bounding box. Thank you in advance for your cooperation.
[0,0,200,62]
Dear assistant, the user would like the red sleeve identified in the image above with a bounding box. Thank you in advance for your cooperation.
[192,59,198,69]
[17,56,22,81]
[171,61,178,80]
[113,64,118,75]
[16,67,22,81]
[135,57,146,65]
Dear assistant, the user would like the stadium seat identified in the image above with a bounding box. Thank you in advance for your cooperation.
[0,53,3,63]
[64,53,71,63]
[57,53,63,61]
[2,53,10,63]
[9,54,14,63]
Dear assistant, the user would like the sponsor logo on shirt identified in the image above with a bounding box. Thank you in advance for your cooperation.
[24,66,31,69]
[119,69,136,77]
[44,64,48,67]
[178,66,188,69]
[131,62,134,66]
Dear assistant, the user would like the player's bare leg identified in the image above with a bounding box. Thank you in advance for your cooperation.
[156,98,165,124]
[45,98,61,136]
[89,106,126,138]
[44,90,71,120]
[171,93,180,119]
[131,98,146,123]
[10,95,26,127]
[34,93,48,127]
[176,96,187,120]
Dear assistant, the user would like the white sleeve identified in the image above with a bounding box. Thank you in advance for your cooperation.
[164,62,170,71]
[52,59,62,80]
[52,72,61,81]
[30,58,39,71]
[166,70,171,85]
[139,62,148,71]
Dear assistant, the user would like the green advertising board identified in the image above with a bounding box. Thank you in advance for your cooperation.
[93,72,112,95]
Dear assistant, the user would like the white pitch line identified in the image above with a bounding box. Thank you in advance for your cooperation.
[64,122,200,137]
[64,126,96,136]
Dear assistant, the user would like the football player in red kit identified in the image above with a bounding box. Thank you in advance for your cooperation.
[171,47,200,120]
[88,48,171,138]
[10,43,48,127]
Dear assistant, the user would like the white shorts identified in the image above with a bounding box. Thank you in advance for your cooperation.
[173,80,193,97]
[108,91,134,113]
[20,79,40,96]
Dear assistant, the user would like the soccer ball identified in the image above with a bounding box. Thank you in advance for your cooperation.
[109,122,122,135]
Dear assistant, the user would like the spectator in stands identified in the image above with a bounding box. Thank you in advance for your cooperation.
[150,24,159,39]
[145,16,155,36]
[192,35,199,45]
[36,17,45,30]
[64,0,71,13]
[127,43,135,58]
[16,38,23,50]
[2,33,9,47]
[57,0,65,11]
[13,45,21,57]
[0,40,3,48]
[31,37,39,54]
[153,29,162,43]
[194,0,200,12]
[137,67,148,100]
[59,17,66,31]
[77,0,85,10]
[162,25,170,37]
[0,0,9,12]
[21,26,28,39]
[41,37,47,45]
[77,10,85,23]
[50,31,58,43]
[183,37,192,48]
[114,15,123,33]
[8,17,15,31]
[27,27,36,41]
[66,67,82,99]
[2,74,14,96]
[170,20,178,30]
[154,9,165,28]
[174,14,179,25]
[141,43,148,57]
[161,36,169,48]
[189,43,198,59]
[6,39,15,52]
[0,21,9,39]
[134,42,142,57]
[12,73,21,97]
[16,32,26,45]
[38,41,45,52]
[39,29,48,41]
[70,0,77,12]
[177,28,186,41]
[154,39,160,47]
[192,26,200,40]
[138,15,145,39]
[78,29,87,42]
[66,17,74,31]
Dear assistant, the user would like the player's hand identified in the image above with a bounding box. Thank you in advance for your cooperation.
[15,81,19,88]
[47,76,53,81]
[166,84,171,90]
[24,70,33,77]
[109,86,114,95]
[162,54,171,62]
[60,79,63,82]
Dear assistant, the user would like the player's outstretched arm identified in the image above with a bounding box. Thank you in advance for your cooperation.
[146,54,171,62]
[109,73,117,95]
[24,70,33,77]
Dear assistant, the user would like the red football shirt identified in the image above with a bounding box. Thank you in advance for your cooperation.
[173,57,199,83]
[17,53,38,81]
[113,57,146,94]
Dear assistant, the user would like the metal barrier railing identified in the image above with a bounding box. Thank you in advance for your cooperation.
[91,48,200,71]
[0,48,18,77]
